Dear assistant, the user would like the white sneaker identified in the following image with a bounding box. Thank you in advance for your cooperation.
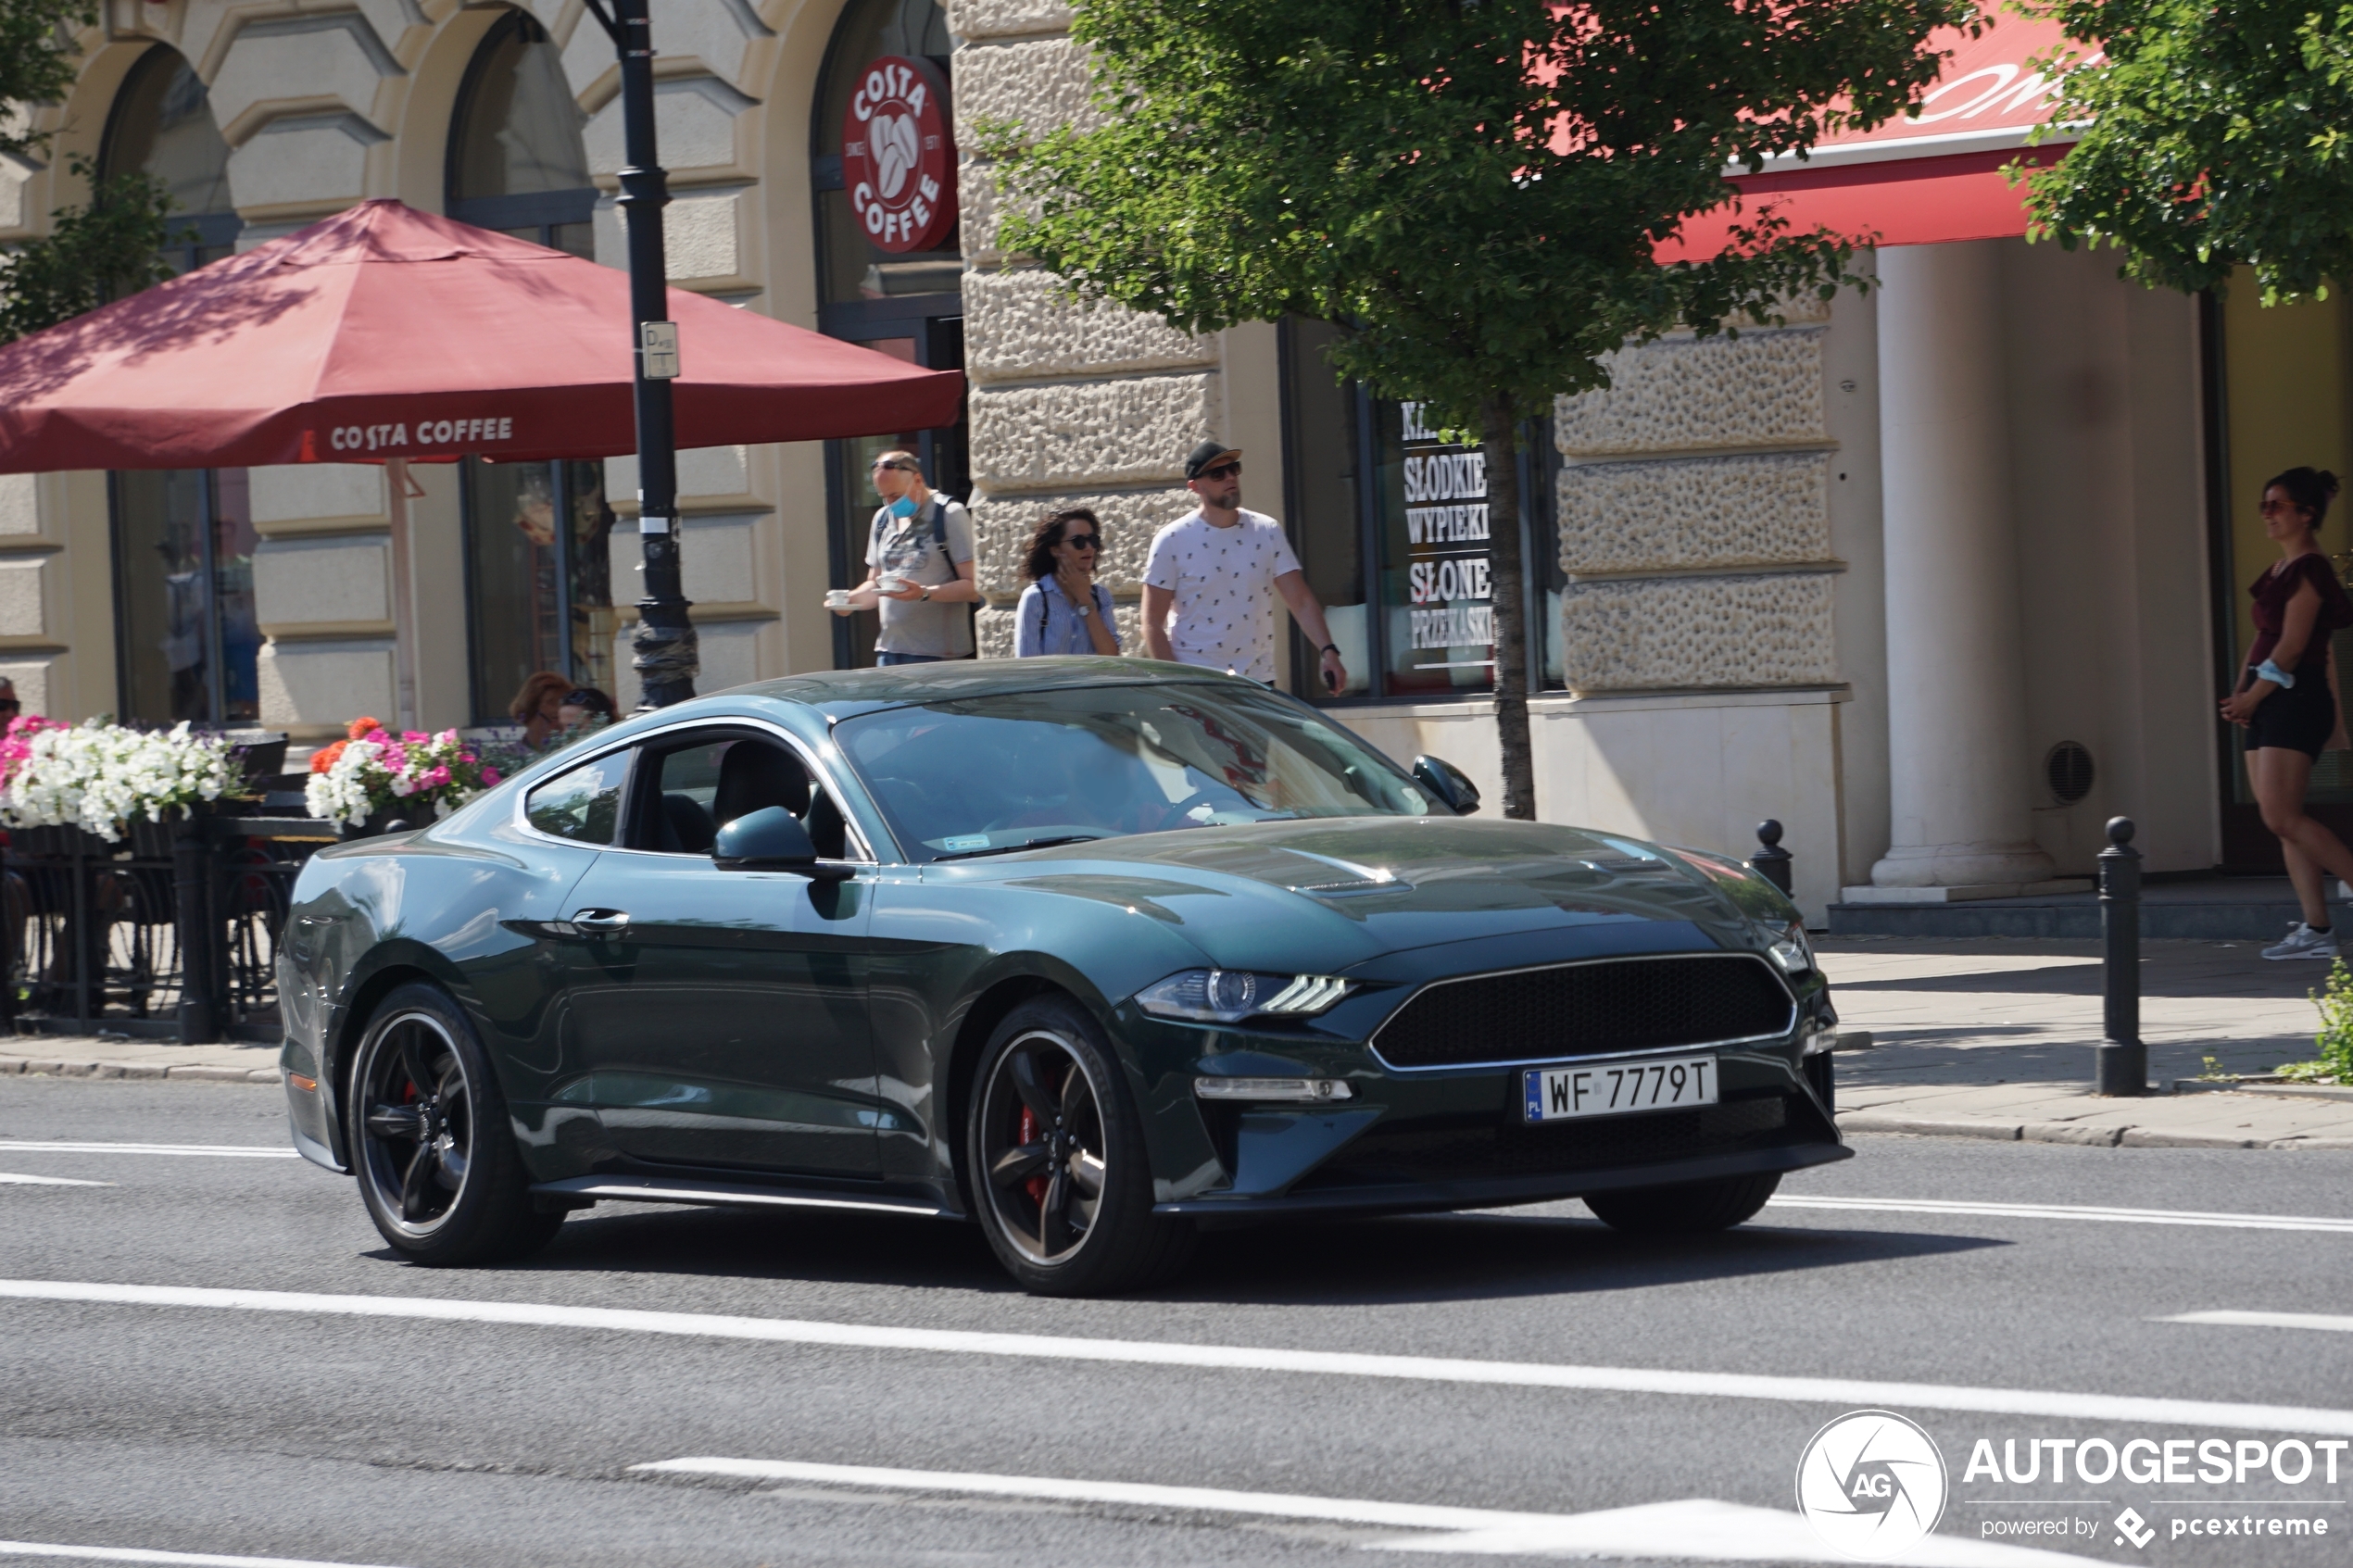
[2263,922,2340,960]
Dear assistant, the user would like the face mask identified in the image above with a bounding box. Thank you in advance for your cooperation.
[888,495,917,520]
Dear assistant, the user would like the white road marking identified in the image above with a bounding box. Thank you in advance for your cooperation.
[0,1173,107,1186]
[1769,1195,2353,1234]
[0,1542,409,1568]
[4,1279,2348,1436]
[2162,1310,2353,1334]
[634,1457,2096,1564]
[0,1143,297,1159]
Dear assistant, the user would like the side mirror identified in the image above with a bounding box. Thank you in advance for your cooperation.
[712,806,854,880]
[1412,755,1481,816]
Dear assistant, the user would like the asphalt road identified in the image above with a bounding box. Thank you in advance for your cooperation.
[1,1076,2347,1568]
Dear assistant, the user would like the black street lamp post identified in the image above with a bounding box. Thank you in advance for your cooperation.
[584,0,697,709]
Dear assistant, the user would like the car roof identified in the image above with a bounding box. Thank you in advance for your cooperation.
[726,656,1265,721]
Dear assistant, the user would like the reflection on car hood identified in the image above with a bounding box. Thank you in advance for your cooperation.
[988,815,1751,961]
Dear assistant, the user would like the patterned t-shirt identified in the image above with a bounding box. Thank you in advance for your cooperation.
[1141,508,1302,683]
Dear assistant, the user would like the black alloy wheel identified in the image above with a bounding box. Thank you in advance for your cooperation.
[1583,1170,1781,1236]
[346,981,563,1265]
[968,995,1194,1295]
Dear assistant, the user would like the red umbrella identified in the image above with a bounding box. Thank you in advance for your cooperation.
[0,198,963,472]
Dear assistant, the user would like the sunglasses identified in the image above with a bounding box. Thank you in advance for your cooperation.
[872,460,913,473]
[1061,533,1101,549]
[1197,461,1241,482]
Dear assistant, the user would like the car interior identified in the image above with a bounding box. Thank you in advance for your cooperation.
[634,733,853,860]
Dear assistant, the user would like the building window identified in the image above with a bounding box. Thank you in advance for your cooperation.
[447,11,598,257]
[100,45,240,270]
[1278,319,1561,704]
[813,0,969,669]
[112,470,258,726]
[461,461,618,724]
[449,10,614,720]
[104,49,251,725]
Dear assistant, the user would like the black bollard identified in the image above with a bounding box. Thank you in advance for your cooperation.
[1749,820,1793,896]
[173,811,219,1045]
[2096,816,2144,1095]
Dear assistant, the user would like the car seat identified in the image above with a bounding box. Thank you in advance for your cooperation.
[711,741,812,829]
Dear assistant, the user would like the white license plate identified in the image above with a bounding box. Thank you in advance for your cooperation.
[1523,1055,1718,1123]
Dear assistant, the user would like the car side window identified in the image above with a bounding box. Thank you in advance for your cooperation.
[634,732,860,859]
[523,753,627,844]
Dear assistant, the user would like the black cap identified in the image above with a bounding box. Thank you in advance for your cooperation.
[1184,439,1242,480]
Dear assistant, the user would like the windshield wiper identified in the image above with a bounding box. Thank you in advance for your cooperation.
[932,834,1106,861]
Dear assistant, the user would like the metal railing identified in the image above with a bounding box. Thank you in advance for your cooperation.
[3,811,334,1043]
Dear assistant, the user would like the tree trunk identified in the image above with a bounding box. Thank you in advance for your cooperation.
[1480,398,1538,821]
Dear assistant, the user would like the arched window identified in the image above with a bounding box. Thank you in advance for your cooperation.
[104,47,254,727]
[447,11,596,257]
[100,44,240,270]
[813,0,968,667]
[450,12,614,723]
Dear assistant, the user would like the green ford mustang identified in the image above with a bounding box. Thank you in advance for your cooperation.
[280,658,1849,1295]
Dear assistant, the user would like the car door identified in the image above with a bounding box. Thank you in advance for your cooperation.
[556,725,888,1176]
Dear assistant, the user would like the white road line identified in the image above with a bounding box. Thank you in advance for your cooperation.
[1769,1195,2353,1234]
[633,1458,2097,1564]
[0,1542,409,1568]
[0,1143,297,1159]
[0,1173,107,1186]
[4,1279,2347,1436]
[2162,1311,2353,1334]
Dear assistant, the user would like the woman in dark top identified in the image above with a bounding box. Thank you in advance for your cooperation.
[2221,467,2353,958]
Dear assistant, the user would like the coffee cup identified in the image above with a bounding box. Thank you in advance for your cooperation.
[824,588,851,609]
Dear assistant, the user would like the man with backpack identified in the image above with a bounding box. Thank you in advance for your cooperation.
[830,450,978,664]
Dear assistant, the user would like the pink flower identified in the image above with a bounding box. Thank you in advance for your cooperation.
[403,730,429,744]
[417,764,451,790]
[481,767,501,785]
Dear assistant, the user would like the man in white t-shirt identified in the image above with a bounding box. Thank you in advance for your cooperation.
[1141,439,1349,691]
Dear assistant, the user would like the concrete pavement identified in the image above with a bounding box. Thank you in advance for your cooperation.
[1820,937,2353,1149]
[0,1035,280,1084]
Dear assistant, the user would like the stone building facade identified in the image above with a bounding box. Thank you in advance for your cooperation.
[0,0,2331,919]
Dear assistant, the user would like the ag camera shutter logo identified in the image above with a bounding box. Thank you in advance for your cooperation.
[1795,1410,1949,1561]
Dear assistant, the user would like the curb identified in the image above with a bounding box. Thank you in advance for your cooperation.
[0,1057,278,1085]
[1839,1113,2353,1151]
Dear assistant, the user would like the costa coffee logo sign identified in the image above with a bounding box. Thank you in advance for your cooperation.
[842,55,955,254]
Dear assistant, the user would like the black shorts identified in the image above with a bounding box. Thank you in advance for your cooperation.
[2247,670,2339,757]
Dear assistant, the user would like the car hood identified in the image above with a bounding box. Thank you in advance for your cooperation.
[964,815,1761,971]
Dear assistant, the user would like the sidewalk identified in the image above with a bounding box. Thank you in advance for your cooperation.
[1819,937,2353,1149]
[0,1035,281,1084]
[4,940,2350,1149]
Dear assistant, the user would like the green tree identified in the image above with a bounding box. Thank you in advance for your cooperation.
[0,0,184,342]
[2020,1,2353,305]
[0,157,180,343]
[1,0,93,161]
[994,0,1974,818]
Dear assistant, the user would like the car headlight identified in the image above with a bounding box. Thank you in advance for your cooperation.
[1135,970,1353,1022]
[1767,919,1815,978]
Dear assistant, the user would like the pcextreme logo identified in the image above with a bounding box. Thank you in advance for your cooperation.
[1796,1410,1951,1562]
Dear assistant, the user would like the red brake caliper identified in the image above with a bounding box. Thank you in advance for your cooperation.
[1017,1100,1051,1208]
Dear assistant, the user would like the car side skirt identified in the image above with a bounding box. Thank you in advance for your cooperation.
[1150,1138,1851,1220]
[530,1173,954,1220]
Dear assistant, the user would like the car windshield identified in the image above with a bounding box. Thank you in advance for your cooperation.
[837,683,1436,861]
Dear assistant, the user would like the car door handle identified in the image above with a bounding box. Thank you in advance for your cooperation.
[570,909,631,934]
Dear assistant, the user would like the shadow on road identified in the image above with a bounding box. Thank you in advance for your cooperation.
[470,1201,2002,1307]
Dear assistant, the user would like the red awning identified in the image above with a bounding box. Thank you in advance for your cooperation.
[1658,16,2086,262]
[0,200,965,473]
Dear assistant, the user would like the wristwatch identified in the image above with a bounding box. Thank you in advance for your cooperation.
[1075,600,1092,618]
[1321,643,1340,657]
[921,584,932,601]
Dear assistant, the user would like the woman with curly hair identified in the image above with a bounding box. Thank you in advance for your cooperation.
[1013,508,1121,658]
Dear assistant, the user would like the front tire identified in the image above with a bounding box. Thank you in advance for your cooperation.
[966,995,1194,1296]
[1584,1171,1780,1236]
[346,982,563,1265]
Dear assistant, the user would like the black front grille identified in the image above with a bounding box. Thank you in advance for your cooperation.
[1372,954,1793,1069]
[1295,1095,1793,1190]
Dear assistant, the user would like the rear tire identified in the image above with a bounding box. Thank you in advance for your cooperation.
[966,994,1195,1296]
[346,981,563,1266]
[1583,1171,1780,1236]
